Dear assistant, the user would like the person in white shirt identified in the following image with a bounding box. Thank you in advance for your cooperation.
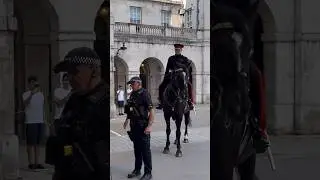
[117,85,125,115]
[53,74,72,121]
[22,76,45,170]
[127,85,132,101]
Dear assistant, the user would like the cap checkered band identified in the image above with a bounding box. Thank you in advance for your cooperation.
[131,79,141,83]
[65,56,101,66]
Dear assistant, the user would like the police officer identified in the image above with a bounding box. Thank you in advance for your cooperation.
[47,47,109,180]
[156,43,194,110]
[124,76,154,180]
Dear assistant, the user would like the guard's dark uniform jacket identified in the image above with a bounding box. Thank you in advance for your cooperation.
[48,81,109,180]
[159,54,193,103]
[125,88,153,175]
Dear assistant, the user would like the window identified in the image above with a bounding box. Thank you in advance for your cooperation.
[161,10,171,27]
[130,6,142,24]
[185,8,192,28]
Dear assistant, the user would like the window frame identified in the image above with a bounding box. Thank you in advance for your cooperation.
[130,6,142,24]
[161,10,171,27]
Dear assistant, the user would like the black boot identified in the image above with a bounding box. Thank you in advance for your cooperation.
[251,117,270,154]
[188,100,194,110]
[156,97,163,109]
[253,131,269,154]
[156,104,162,109]
[128,170,141,178]
[140,173,152,180]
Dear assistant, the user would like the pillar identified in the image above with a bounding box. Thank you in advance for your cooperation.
[109,15,117,118]
[0,0,20,178]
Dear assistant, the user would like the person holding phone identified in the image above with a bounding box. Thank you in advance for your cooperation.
[22,76,45,170]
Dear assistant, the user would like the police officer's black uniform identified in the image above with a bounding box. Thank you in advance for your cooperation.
[157,44,194,110]
[125,77,153,180]
[47,47,109,180]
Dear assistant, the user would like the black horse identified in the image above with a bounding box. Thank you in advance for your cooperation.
[161,68,191,157]
[211,1,261,180]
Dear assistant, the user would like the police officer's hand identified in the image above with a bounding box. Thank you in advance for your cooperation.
[144,125,152,134]
[123,119,129,129]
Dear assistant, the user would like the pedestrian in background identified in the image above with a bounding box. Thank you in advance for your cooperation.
[22,76,45,170]
[53,73,72,123]
[117,85,125,115]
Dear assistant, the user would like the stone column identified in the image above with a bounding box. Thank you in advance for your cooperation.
[110,55,117,118]
[0,2,20,178]
[262,33,294,134]
[109,15,117,119]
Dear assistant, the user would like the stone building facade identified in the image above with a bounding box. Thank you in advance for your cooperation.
[110,0,210,110]
[0,0,209,178]
[1,0,320,179]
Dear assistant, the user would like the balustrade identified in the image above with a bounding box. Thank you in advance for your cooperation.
[114,22,197,39]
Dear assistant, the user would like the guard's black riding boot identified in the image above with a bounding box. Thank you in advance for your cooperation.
[254,131,269,154]
[140,173,152,180]
[188,99,194,110]
[128,170,141,178]
[156,97,163,109]
[250,117,269,153]
[156,104,162,109]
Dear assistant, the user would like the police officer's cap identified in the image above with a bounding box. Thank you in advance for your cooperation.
[127,76,142,84]
[174,43,184,49]
[53,47,101,73]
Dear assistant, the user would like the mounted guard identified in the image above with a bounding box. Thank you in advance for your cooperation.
[156,43,194,111]
[211,0,273,179]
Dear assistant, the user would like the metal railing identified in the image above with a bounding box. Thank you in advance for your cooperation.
[114,22,197,39]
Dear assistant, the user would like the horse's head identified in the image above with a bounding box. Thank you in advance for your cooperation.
[163,68,188,108]
[168,68,187,90]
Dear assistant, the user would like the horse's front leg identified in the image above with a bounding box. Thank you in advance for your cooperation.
[175,116,183,157]
[163,112,171,154]
[183,112,190,143]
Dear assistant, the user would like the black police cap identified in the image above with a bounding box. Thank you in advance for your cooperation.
[53,47,101,73]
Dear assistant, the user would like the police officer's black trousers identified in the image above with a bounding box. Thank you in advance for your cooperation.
[132,127,152,174]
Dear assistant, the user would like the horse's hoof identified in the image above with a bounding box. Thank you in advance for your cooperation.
[175,151,182,157]
[183,139,189,143]
[163,148,170,154]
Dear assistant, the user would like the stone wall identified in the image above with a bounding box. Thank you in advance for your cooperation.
[112,37,210,104]
[0,1,20,177]
[110,0,183,27]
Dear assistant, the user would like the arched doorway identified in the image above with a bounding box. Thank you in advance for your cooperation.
[94,0,109,81]
[14,0,59,141]
[139,58,164,104]
[114,56,128,101]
